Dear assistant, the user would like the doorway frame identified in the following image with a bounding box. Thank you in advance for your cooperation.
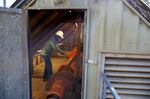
[27,7,90,99]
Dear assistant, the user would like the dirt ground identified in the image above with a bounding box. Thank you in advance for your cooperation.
[32,57,82,99]
[32,57,66,99]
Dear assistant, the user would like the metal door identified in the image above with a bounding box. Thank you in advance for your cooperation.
[0,7,30,99]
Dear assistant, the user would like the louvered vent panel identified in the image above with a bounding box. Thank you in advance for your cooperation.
[104,57,150,99]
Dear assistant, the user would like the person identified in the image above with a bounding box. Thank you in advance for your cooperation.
[38,30,66,81]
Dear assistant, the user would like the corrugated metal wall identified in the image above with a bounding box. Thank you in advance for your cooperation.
[97,0,150,99]
[26,0,150,99]
[87,0,150,99]
[102,0,150,53]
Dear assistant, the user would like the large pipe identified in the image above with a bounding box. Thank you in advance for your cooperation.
[46,47,79,99]
[47,80,65,99]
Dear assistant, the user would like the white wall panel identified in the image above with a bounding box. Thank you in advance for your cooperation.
[137,21,150,52]
[104,0,123,51]
[120,5,139,52]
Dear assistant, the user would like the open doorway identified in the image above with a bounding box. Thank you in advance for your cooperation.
[28,9,85,99]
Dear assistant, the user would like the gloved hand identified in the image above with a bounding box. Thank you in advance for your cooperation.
[63,51,69,58]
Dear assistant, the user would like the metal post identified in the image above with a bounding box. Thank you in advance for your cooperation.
[102,74,121,99]
[3,0,6,7]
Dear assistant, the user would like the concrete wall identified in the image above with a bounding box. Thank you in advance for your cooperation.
[0,8,29,99]
[27,0,150,99]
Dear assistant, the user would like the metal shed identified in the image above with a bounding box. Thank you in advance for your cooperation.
[0,0,150,99]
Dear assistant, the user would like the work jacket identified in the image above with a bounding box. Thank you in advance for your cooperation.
[41,36,64,56]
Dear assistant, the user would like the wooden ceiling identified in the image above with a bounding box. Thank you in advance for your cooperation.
[28,10,84,55]
[127,0,150,22]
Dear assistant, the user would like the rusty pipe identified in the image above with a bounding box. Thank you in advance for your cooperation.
[47,80,65,99]
[46,47,79,99]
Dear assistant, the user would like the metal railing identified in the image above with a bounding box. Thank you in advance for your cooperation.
[102,73,121,99]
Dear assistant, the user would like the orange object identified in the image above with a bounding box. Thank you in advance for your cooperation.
[67,47,78,59]
[47,80,65,99]
[62,47,78,66]
[46,47,79,99]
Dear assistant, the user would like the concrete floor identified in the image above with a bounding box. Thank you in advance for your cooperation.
[32,57,68,99]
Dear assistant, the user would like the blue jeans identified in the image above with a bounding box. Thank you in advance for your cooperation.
[42,55,52,80]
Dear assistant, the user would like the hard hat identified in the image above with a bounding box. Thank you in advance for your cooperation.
[56,30,64,39]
